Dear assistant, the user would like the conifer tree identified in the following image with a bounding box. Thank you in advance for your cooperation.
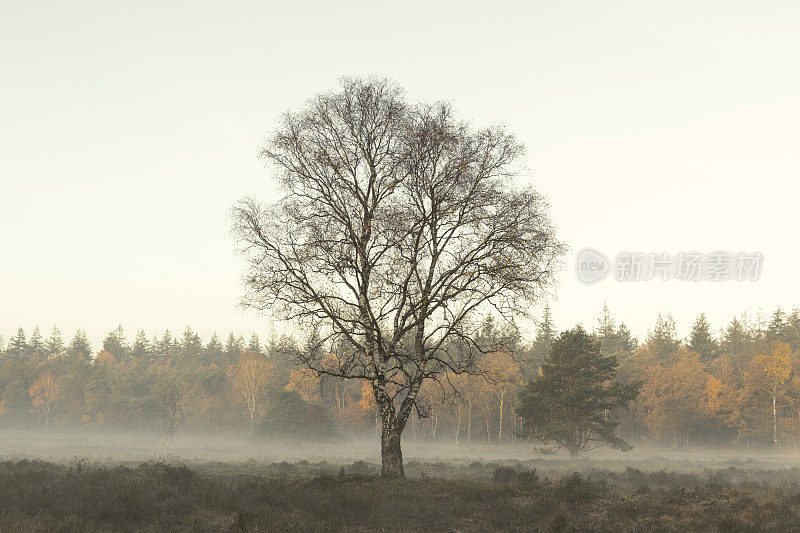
[45,326,65,357]
[767,308,787,342]
[225,333,244,363]
[646,313,679,360]
[517,326,639,458]
[526,305,556,376]
[180,326,203,360]
[68,329,93,360]
[130,330,151,360]
[8,327,28,359]
[205,333,224,364]
[103,325,129,361]
[247,334,262,356]
[689,313,717,362]
[28,326,45,358]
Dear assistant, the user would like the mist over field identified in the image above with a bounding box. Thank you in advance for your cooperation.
[3,429,800,474]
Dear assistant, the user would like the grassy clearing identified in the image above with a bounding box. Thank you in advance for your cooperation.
[0,458,799,531]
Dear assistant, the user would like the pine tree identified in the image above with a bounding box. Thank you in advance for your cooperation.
[594,303,633,357]
[29,326,45,358]
[129,330,151,360]
[153,330,175,359]
[720,315,759,373]
[204,333,224,364]
[68,329,93,360]
[785,308,800,353]
[766,308,787,342]
[689,313,717,362]
[45,326,65,357]
[721,316,747,354]
[225,333,244,363]
[247,334,262,355]
[7,327,27,359]
[596,302,616,338]
[180,326,203,360]
[103,325,129,361]
[517,326,639,458]
[617,322,637,356]
[523,306,556,381]
[646,313,679,360]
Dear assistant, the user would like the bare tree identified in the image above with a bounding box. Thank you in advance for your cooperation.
[151,377,192,444]
[233,78,562,478]
[229,349,274,436]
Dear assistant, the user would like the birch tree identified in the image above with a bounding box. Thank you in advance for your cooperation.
[230,349,274,436]
[233,78,561,478]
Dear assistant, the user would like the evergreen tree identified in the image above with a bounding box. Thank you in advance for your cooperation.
[527,305,556,373]
[766,307,787,342]
[785,308,800,353]
[204,333,224,365]
[225,333,244,363]
[103,325,129,361]
[180,326,203,360]
[517,326,639,458]
[28,326,45,358]
[646,313,679,360]
[689,313,717,362]
[247,334,262,355]
[720,315,761,373]
[129,330,151,360]
[721,316,747,355]
[616,322,637,356]
[596,302,616,338]
[153,330,175,359]
[594,303,636,358]
[746,309,767,341]
[68,329,93,360]
[45,326,65,357]
[7,327,28,359]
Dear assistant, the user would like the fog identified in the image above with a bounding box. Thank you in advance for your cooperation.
[3,430,799,478]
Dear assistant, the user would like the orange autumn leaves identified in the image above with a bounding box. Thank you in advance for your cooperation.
[636,342,795,446]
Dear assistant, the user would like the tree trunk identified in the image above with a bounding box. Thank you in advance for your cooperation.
[773,392,778,447]
[497,394,504,441]
[467,400,472,441]
[380,417,404,479]
[455,406,462,445]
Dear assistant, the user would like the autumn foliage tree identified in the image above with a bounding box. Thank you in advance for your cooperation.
[639,349,711,447]
[229,349,274,436]
[29,372,62,432]
[748,342,792,446]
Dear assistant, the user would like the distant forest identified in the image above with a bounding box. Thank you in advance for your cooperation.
[1,304,800,449]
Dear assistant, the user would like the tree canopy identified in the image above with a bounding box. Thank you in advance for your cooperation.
[232,77,562,478]
[517,326,639,458]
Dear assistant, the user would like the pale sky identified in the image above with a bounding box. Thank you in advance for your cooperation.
[2,0,799,349]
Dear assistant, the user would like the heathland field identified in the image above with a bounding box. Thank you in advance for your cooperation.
[1,432,800,532]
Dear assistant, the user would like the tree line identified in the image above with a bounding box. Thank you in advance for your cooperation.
[2,304,799,450]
